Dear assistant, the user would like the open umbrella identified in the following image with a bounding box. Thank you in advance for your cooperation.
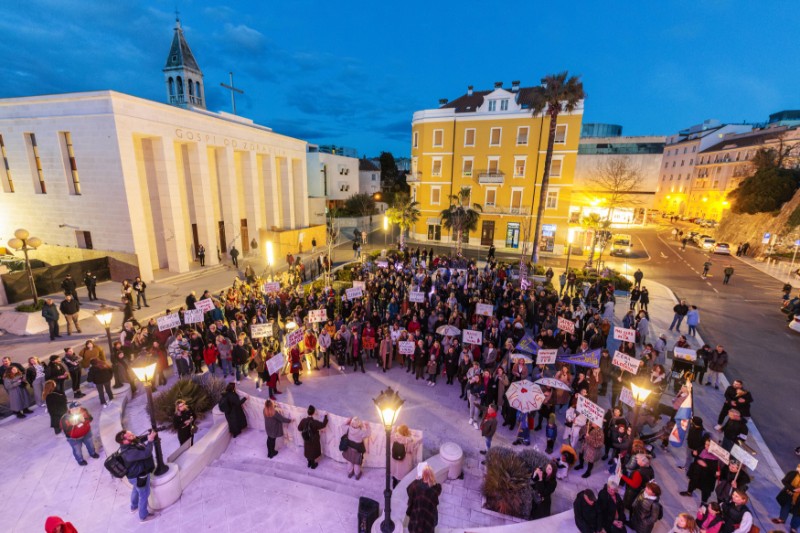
[505,380,545,413]
[509,353,534,364]
[535,377,573,392]
[436,325,461,337]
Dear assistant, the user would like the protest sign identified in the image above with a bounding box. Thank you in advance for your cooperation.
[462,329,483,345]
[285,328,305,348]
[576,395,606,427]
[730,444,758,471]
[182,309,204,325]
[613,326,637,343]
[376,260,389,268]
[536,349,558,365]
[557,316,575,334]
[612,351,642,374]
[352,281,366,290]
[250,323,273,339]
[345,286,363,300]
[308,309,328,323]
[476,303,494,317]
[157,313,181,332]
[708,441,731,464]
[398,341,416,355]
[264,282,281,293]
[673,347,698,362]
[409,291,425,303]
[619,387,635,408]
[266,353,286,376]
[194,298,215,313]
[362,337,376,350]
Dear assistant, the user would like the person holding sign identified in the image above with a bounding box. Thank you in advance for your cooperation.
[680,436,719,504]
[771,463,800,530]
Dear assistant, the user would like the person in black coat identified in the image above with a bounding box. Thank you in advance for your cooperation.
[218,382,248,437]
[530,462,558,519]
[574,489,601,533]
[771,464,800,529]
[173,399,196,446]
[597,478,626,533]
[43,380,67,435]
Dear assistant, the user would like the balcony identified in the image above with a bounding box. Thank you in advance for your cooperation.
[482,205,531,215]
[477,171,505,185]
[406,172,421,183]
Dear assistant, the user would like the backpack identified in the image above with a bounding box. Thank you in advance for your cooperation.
[104,450,128,479]
[301,419,313,442]
[392,441,406,461]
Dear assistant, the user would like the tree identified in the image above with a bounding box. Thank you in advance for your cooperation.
[729,147,800,214]
[344,193,376,218]
[580,213,610,269]
[385,193,421,250]
[585,156,645,222]
[379,152,408,205]
[441,187,483,257]
[529,72,585,264]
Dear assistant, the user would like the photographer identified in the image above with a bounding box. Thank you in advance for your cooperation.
[116,429,158,522]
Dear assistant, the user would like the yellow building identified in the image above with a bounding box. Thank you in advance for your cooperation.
[409,81,584,254]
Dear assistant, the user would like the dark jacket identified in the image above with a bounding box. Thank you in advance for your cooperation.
[597,486,626,533]
[298,415,328,460]
[574,490,601,533]
[42,303,60,323]
[120,440,155,479]
[86,365,113,385]
[218,391,248,436]
[264,411,291,439]
[673,303,689,316]
[530,473,557,519]
[629,493,661,533]
[776,470,800,515]
[406,479,442,533]
[45,390,68,431]
[59,298,80,315]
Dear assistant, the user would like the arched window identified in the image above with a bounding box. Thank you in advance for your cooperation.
[176,76,184,96]
[195,81,202,102]
[168,77,175,96]
[188,79,194,96]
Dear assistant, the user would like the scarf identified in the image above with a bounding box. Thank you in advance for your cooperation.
[484,410,497,420]
[792,471,800,505]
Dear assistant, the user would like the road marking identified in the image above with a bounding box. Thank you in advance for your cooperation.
[660,252,668,259]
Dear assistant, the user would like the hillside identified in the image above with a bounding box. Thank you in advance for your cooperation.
[716,187,800,255]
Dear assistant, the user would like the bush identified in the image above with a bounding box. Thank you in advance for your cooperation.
[481,447,534,519]
[730,166,799,214]
[15,299,46,312]
[191,373,227,407]
[151,376,219,427]
[789,204,800,229]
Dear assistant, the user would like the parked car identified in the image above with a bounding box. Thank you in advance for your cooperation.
[701,238,716,250]
[610,234,633,256]
[693,233,712,244]
[713,242,731,255]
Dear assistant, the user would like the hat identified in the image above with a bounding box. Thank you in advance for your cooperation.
[692,416,703,426]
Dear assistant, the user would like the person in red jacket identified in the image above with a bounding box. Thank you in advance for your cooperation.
[203,342,220,375]
[290,345,302,385]
[60,403,99,465]
[44,516,78,533]
[303,330,319,371]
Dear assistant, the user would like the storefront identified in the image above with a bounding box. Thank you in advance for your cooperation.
[540,223,556,252]
[505,222,521,249]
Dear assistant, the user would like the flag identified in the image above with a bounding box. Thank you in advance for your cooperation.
[515,334,538,355]
[669,393,693,447]
[556,349,600,368]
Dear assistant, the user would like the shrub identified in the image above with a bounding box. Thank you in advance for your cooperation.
[191,373,227,407]
[15,299,46,312]
[151,377,216,427]
[789,204,800,229]
[481,447,533,519]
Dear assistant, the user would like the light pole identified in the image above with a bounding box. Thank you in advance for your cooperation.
[629,381,652,439]
[374,386,404,533]
[7,228,42,304]
[383,216,389,249]
[131,359,169,476]
[266,240,275,277]
[565,230,575,273]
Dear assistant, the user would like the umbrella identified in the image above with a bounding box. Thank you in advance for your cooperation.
[535,377,573,392]
[505,380,545,413]
[509,353,534,364]
[436,325,461,337]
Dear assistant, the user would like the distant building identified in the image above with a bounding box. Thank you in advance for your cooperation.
[767,110,800,127]
[359,158,381,196]
[306,144,360,209]
[581,123,623,138]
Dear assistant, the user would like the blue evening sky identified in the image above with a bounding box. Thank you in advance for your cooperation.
[1,0,797,157]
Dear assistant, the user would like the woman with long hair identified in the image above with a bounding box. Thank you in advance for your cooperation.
[43,380,67,434]
[3,366,32,418]
[173,399,196,446]
[262,399,292,458]
[406,465,442,533]
[390,424,415,488]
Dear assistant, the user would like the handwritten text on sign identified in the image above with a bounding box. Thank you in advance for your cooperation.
[362,337,376,350]
[352,281,366,290]
[557,316,575,334]
[619,387,635,408]
[264,282,281,293]
[194,298,215,313]
[506,384,545,413]
[708,440,731,464]
[398,341,416,355]
[462,329,483,345]
[157,313,181,332]
[266,353,285,376]
[613,326,637,343]
[308,309,328,323]
[475,303,494,317]
[409,291,425,303]
[345,287,363,300]
[612,351,642,374]
[182,309,204,325]
[285,328,305,348]
[730,444,758,471]
[576,395,606,427]
[250,323,273,339]
[536,349,558,365]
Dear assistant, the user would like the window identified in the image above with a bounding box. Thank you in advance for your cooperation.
[338,182,350,192]
[489,128,501,146]
[692,146,697,152]
[428,224,442,241]
[689,158,693,165]
[545,190,558,210]
[549,157,562,177]
[413,131,418,148]
[485,188,497,207]
[517,127,529,145]
[554,124,567,144]
[677,174,681,180]
[26,133,46,194]
[462,157,473,177]
[514,157,526,177]
[488,100,496,112]
[60,132,81,195]
[464,128,475,147]
[431,186,441,205]
[411,157,418,175]
[683,147,687,154]
[500,99,508,111]
[76,231,93,250]
[432,129,444,147]
[0,134,13,193]
[487,157,500,174]
[664,161,668,168]
[510,188,523,211]
[672,161,676,167]
[431,158,442,177]
[505,222,521,248]
[680,160,684,166]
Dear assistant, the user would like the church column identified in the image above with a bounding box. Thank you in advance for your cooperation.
[119,135,155,282]
[292,157,309,228]
[266,154,281,229]
[152,137,190,273]
[186,143,218,266]
[217,146,241,257]
[280,156,296,229]
[240,150,262,251]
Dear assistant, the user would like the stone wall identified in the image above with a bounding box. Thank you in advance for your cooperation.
[717,187,800,255]
[27,243,140,281]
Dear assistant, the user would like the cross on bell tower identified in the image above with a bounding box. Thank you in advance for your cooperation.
[163,14,205,109]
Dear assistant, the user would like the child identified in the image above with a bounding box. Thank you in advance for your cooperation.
[545,413,558,454]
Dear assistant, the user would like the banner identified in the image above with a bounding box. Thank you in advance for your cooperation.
[182,309,204,325]
[613,327,636,343]
[619,387,635,408]
[352,281,366,290]
[576,395,605,427]
[612,351,641,374]
[266,353,286,376]
[673,347,697,362]
[462,329,483,345]
[264,282,281,293]
[557,316,575,334]
[708,440,731,464]
[409,291,425,303]
[376,260,389,268]
[157,313,181,332]
[345,287,363,300]
[398,341,416,355]
[535,377,572,392]
[362,337,376,350]
[475,303,494,317]
[536,349,557,365]
[556,349,600,368]
[730,444,758,471]
[308,309,328,323]
[285,328,305,347]
[515,333,539,355]
[251,323,273,339]
[194,298,215,313]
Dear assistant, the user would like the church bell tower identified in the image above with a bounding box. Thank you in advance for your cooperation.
[163,16,205,109]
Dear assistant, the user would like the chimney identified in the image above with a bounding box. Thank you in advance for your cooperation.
[511,80,520,92]
[467,85,473,96]
[439,98,448,105]
[494,81,503,89]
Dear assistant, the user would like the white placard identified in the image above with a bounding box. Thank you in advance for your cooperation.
[673,347,698,362]
[251,323,273,339]
[619,387,635,408]
[264,281,281,293]
[398,341,416,355]
[182,309,204,325]
[157,313,181,332]
[476,303,494,317]
[536,349,558,365]
[612,351,642,374]
[576,395,606,427]
[462,329,483,345]
[286,328,305,347]
[266,353,286,376]
[345,287,363,300]
[308,309,328,323]
[730,444,758,471]
[194,298,215,313]
[352,281,366,290]
[708,440,731,465]
[376,260,389,268]
[409,291,425,303]
[613,326,637,343]
[557,316,575,334]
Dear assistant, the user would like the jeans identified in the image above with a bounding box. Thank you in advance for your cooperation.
[208,362,217,375]
[68,367,82,393]
[175,358,191,378]
[67,430,97,463]
[136,291,148,308]
[221,359,233,376]
[669,314,684,331]
[779,502,800,529]
[96,382,114,404]
[47,320,60,340]
[706,370,721,387]
[469,395,482,422]
[32,376,45,405]
[128,474,151,520]
[235,364,246,381]
[688,324,697,336]
[485,436,493,451]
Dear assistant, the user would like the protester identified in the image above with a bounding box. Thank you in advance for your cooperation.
[298,405,328,469]
[3,365,32,418]
[343,417,371,480]
[218,382,248,437]
[597,477,626,533]
[60,402,99,465]
[43,380,67,434]
[574,489,601,533]
[173,399,196,446]
[86,358,114,407]
[390,424,415,488]
[406,464,442,533]
[629,481,663,533]
[262,399,291,458]
[530,462,558,519]
[116,429,158,522]
[771,463,800,531]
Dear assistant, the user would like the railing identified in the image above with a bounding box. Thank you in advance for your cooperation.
[406,173,421,182]
[482,205,531,215]
[478,172,505,184]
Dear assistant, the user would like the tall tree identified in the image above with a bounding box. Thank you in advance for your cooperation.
[441,187,483,257]
[530,72,585,263]
[585,156,645,222]
[580,213,610,269]
[344,193,376,217]
[385,193,421,250]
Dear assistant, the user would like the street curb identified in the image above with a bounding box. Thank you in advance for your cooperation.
[728,250,798,289]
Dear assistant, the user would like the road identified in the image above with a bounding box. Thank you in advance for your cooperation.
[601,226,798,472]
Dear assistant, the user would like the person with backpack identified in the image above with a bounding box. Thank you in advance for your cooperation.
[390,424,414,488]
[298,405,328,469]
[629,481,663,533]
[116,429,158,522]
[60,402,99,466]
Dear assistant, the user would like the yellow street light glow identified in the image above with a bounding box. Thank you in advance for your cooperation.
[630,382,652,404]
[14,228,30,240]
[266,241,274,267]
[95,311,113,328]
[567,228,576,245]
[132,362,157,383]
[383,216,389,231]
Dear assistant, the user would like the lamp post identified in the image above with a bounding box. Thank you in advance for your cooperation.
[374,386,404,533]
[629,381,652,439]
[565,230,575,273]
[266,240,275,276]
[131,359,169,476]
[7,228,42,305]
[383,216,389,248]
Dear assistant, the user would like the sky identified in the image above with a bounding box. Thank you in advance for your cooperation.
[2,0,798,157]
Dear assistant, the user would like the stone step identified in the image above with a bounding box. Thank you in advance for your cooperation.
[152,263,230,286]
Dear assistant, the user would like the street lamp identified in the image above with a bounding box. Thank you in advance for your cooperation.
[131,358,169,476]
[7,228,42,304]
[383,216,389,248]
[266,241,274,275]
[565,229,575,271]
[94,309,118,385]
[374,386,404,533]
[629,381,652,439]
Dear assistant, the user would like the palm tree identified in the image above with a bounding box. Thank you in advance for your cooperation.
[529,72,585,263]
[385,193,421,250]
[581,213,610,269]
[441,187,483,257]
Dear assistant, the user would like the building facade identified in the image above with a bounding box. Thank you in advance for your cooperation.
[306,145,360,208]
[409,81,584,253]
[359,158,381,196]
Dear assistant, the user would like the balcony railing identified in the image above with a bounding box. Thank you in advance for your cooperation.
[478,171,505,184]
[482,205,531,216]
[406,172,421,182]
